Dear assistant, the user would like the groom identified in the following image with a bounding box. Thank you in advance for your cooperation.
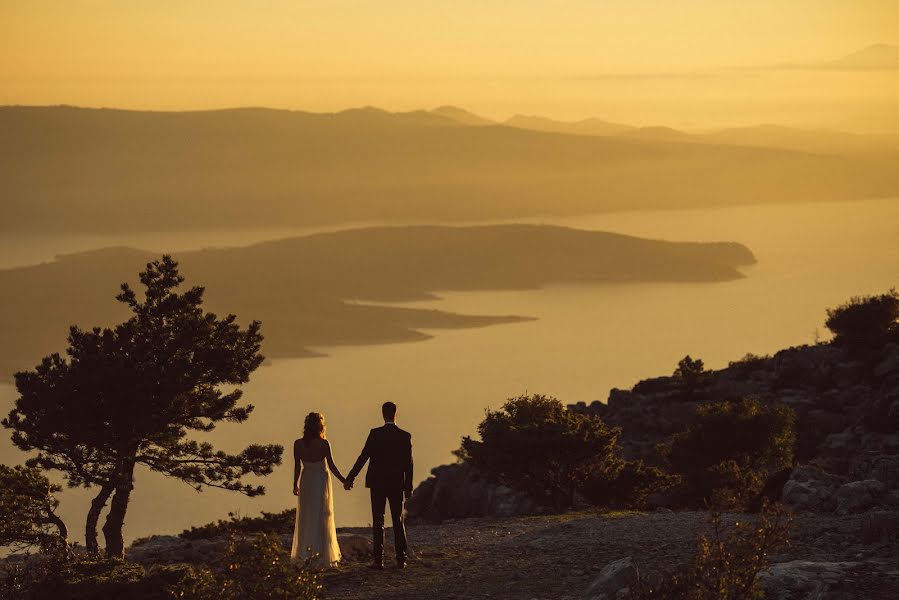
[345,401,413,569]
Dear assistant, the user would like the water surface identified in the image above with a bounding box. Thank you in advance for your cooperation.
[1,197,897,544]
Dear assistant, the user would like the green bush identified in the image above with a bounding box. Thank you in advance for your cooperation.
[674,355,706,396]
[459,394,676,509]
[0,545,162,600]
[458,394,624,509]
[632,501,792,600]
[583,459,680,509]
[168,533,321,600]
[661,398,795,509]
[825,289,899,349]
[178,510,293,541]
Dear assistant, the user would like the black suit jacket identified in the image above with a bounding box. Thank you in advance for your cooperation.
[348,424,413,493]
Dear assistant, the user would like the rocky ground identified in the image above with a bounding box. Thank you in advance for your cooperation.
[128,508,899,599]
[318,510,899,600]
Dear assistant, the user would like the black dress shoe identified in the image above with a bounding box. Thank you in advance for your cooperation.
[369,562,384,570]
[396,560,407,569]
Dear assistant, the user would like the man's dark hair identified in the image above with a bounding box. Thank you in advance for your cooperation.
[382,401,397,421]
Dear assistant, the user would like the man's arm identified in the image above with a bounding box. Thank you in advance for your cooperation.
[346,430,374,485]
[404,433,414,498]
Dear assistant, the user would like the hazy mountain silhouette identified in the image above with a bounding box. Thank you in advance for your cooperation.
[2,105,897,233]
[505,114,634,136]
[703,124,899,156]
[502,111,898,155]
[823,44,899,70]
[431,105,496,126]
[0,224,755,380]
[618,126,695,142]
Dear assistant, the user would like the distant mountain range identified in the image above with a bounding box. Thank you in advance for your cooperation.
[431,106,899,154]
[0,224,755,380]
[1,105,897,233]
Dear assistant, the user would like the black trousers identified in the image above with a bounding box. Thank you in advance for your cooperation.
[370,487,407,562]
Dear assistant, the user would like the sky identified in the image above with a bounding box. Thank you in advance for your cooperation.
[1,0,898,130]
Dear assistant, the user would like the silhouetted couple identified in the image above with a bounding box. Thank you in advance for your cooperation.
[291,401,413,570]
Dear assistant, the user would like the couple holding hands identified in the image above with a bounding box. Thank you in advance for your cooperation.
[291,401,413,570]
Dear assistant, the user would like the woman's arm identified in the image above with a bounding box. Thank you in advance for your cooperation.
[325,440,347,485]
[293,439,302,495]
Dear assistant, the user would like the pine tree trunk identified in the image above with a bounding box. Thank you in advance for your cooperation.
[45,510,68,543]
[85,483,114,554]
[102,462,135,559]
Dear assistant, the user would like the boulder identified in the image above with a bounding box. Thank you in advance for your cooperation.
[337,533,372,562]
[128,535,226,566]
[849,452,899,489]
[860,510,899,544]
[584,557,638,600]
[407,462,545,522]
[781,465,842,512]
[759,560,859,600]
[835,480,885,515]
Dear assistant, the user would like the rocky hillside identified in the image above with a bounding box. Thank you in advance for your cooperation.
[577,342,899,515]
[410,341,899,521]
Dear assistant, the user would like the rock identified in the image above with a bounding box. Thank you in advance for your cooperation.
[759,560,859,600]
[833,361,866,389]
[337,533,372,562]
[849,452,899,489]
[407,462,546,522]
[805,409,846,435]
[128,535,226,565]
[584,557,638,600]
[782,465,842,512]
[860,510,899,544]
[835,479,885,515]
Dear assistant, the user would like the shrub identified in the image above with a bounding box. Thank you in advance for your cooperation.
[726,353,770,375]
[631,501,792,600]
[458,395,624,509]
[825,289,899,349]
[179,510,293,541]
[661,398,795,509]
[168,533,322,600]
[674,355,706,395]
[583,460,680,509]
[0,545,156,600]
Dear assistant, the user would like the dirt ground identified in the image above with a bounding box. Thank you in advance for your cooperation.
[322,510,899,600]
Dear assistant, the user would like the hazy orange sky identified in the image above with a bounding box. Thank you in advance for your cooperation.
[2,1,897,130]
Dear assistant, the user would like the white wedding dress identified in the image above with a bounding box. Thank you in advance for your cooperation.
[291,459,341,566]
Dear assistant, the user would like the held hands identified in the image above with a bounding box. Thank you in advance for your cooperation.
[343,478,354,491]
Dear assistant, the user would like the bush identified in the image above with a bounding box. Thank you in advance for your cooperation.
[179,510,293,541]
[168,533,321,600]
[458,395,624,509]
[583,460,680,509]
[726,353,771,376]
[661,398,795,509]
[0,545,161,600]
[825,289,899,349]
[674,355,706,396]
[632,501,792,600]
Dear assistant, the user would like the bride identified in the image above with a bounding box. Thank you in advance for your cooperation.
[291,412,347,566]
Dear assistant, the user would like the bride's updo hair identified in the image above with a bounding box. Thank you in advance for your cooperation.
[302,412,326,445]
